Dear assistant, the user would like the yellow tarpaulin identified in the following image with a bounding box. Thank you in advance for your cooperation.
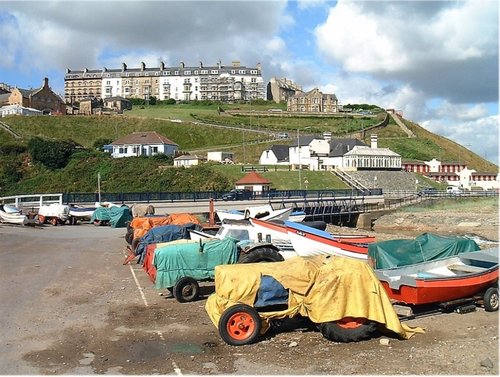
[205,255,424,339]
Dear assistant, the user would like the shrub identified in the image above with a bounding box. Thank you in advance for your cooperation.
[27,137,76,170]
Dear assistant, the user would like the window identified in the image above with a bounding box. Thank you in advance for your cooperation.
[151,146,158,154]
[201,70,208,74]
[184,70,191,75]
[174,71,179,75]
[211,70,219,74]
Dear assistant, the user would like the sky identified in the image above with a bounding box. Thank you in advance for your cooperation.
[0,0,498,166]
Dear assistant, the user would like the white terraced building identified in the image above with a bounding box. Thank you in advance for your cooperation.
[64,61,265,104]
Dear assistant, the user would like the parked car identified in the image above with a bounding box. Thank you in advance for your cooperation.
[446,186,462,195]
[418,187,438,196]
[222,189,253,201]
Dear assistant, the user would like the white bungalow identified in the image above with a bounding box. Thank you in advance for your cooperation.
[342,135,401,171]
[110,131,178,158]
[0,104,42,117]
[174,154,205,168]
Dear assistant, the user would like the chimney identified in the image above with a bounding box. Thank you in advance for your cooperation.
[160,61,165,71]
[371,134,378,149]
[121,62,127,72]
[43,77,49,88]
[141,62,146,71]
[180,61,185,69]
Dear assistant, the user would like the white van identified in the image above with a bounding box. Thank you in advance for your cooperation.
[446,186,462,194]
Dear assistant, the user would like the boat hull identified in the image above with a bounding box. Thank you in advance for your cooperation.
[284,220,372,259]
[376,249,499,305]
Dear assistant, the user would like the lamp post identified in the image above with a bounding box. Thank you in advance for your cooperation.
[297,126,311,190]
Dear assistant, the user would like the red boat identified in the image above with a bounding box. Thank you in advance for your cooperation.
[282,220,375,259]
[374,248,499,310]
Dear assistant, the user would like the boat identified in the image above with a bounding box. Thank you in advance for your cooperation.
[37,203,70,225]
[373,247,499,306]
[0,204,28,225]
[216,205,292,223]
[284,220,376,259]
[188,218,297,258]
[68,205,95,224]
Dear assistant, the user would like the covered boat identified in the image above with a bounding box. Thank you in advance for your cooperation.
[368,234,498,307]
[91,205,132,228]
[373,247,498,307]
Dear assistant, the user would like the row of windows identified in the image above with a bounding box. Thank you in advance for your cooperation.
[67,69,260,80]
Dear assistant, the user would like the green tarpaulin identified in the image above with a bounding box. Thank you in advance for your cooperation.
[153,237,240,289]
[368,233,480,269]
[90,206,132,228]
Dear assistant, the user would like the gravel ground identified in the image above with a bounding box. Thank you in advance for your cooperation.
[0,198,498,375]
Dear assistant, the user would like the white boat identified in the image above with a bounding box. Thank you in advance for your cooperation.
[68,205,96,224]
[0,204,28,225]
[216,204,292,223]
[284,220,376,260]
[188,218,297,259]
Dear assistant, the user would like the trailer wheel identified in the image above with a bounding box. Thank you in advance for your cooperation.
[483,287,499,312]
[318,317,377,343]
[50,217,58,226]
[173,277,200,303]
[38,215,46,224]
[238,247,284,263]
[218,304,262,346]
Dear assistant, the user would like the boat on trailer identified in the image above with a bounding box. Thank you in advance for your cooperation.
[372,248,499,309]
[283,220,376,259]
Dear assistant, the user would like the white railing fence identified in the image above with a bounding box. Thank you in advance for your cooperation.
[0,193,63,209]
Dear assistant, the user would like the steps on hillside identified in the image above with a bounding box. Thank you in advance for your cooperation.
[332,168,369,191]
[0,120,21,139]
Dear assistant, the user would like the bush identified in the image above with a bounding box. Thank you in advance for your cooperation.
[0,143,27,156]
[27,137,76,170]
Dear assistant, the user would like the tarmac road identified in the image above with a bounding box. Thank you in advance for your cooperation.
[0,222,498,375]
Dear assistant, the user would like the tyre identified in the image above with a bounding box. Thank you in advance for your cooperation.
[50,217,58,226]
[38,215,46,224]
[318,317,377,343]
[130,237,140,252]
[218,304,262,346]
[238,247,284,263]
[173,277,200,303]
[483,287,499,312]
[125,229,134,244]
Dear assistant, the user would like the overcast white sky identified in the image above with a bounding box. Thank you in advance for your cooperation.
[0,0,498,165]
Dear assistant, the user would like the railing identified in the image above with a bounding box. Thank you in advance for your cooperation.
[0,193,63,208]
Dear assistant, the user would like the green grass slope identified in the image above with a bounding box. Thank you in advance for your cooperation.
[0,102,496,196]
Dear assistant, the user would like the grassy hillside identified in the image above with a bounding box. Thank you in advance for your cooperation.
[0,102,496,196]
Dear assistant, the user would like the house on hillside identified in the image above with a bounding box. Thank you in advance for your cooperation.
[260,135,368,171]
[173,154,205,168]
[110,131,178,158]
[287,88,340,113]
[234,171,271,194]
[207,151,234,164]
[3,78,66,115]
[342,135,401,171]
[0,104,42,117]
[259,145,289,165]
[103,96,132,113]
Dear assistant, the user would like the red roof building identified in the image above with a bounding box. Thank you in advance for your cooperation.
[235,171,271,193]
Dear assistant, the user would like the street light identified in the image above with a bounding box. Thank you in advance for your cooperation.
[297,126,311,190]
